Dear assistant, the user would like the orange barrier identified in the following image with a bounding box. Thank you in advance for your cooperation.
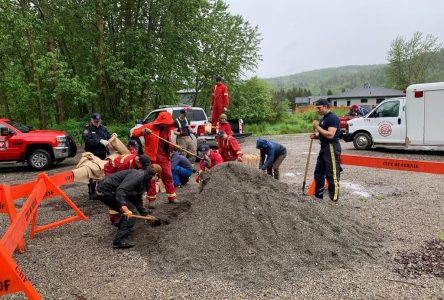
[0,171,77,252]
[0,173,87,299]
[341,154,444,174]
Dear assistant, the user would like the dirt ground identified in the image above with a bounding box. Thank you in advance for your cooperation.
[1,134,443,299]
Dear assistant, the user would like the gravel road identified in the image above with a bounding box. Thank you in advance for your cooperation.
[1,134,443,299]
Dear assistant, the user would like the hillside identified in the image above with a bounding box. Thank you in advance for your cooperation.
[264,64,388,95]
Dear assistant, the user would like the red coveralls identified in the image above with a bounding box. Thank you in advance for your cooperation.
[217,136,243,162]
[218,122,232,136]
[199,150,223,171]
[211,83,229,127]
[132,112,176,202]
[103,154,139,176]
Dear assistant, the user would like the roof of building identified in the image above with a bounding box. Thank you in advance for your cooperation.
[328,84,404,99]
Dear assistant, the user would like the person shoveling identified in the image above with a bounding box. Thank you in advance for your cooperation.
[95,161,162,249]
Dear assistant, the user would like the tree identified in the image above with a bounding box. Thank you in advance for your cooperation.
[387,32,443,89]
[230,77,274,123]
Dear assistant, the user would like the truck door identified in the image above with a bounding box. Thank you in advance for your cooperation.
[364,99,404,144]
[0,123,21,159]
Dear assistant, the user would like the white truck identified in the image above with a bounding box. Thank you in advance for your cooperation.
[343,82,444,150]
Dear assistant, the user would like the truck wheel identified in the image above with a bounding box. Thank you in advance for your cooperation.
[353,132,372,150]
[27,149,53,170]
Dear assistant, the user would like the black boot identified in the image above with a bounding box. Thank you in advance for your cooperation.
[113,239,135,249]
[273,169,280,180]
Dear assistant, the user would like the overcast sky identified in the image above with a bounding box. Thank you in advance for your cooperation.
[224,0,444,78]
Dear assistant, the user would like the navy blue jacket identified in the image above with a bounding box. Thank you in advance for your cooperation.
[256,138,287,170]
[171,151,193,171]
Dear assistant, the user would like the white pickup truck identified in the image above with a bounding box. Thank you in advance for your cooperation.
[130,105,251,149]
[343,82,444,150]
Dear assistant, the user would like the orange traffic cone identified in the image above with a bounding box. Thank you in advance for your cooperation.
[306,179,328,196]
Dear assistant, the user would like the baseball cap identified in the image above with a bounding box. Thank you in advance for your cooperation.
[216,130,225,137]
[315,99,330,106]
[91,113,101,121]
[138,154,151,168]
[201,144,210,152]
[219,113,227,120]
[179,109,186,114]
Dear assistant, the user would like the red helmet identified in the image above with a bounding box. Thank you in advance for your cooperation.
[351,105,359,111]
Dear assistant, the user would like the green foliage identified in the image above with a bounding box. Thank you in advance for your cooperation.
[264,65,389,95]
[230,77,274,123]
[386,32,443,89]
[0,0,261,128]
[247,107,348,136]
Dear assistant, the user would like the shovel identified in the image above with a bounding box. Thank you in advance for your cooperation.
[130,214,163,226]
[149,132,200,159]
[302,136,314,195]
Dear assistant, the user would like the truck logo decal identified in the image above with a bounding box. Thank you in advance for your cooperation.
[0,139,7,150]
[378,121,393,137]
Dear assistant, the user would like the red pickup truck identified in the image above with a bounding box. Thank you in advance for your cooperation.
[0,118,77,170]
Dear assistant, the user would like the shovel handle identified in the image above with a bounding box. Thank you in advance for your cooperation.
[302,137,314,194]
[130,214,157,223]
[150,132,200,159]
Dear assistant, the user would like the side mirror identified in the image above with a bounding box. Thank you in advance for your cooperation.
[135,119,142,125]
[1,127,11,136]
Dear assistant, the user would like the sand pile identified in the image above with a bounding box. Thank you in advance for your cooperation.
[139,162,382,286]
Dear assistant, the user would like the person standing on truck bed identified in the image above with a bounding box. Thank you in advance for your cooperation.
[173,109,197,163]
[311,99,342,202]
[211,76,229,132]
[83,113,111,200]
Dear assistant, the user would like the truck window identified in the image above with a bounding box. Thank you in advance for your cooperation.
[172,109,206,122]
[372,101,399,118]
[143,111,162,124]
[7,120,30,132]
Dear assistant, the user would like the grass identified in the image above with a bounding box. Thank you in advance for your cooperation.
[247,107,349,136]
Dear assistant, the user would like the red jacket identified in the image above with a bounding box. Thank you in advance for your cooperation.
[218,122,232,136]
[132,112,175,162]
[217,136,243,162]
[103,154,139,176]
[199,150,223,171]
[211,83,229,111]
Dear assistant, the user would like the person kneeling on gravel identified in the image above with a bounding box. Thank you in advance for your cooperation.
[95,162,159,249]
[196,144,223,183]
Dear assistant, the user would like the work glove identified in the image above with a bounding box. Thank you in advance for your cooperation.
[237,156,243,162]
[121,205,133,219]
[143,128,152,135]
[100,139,109,147]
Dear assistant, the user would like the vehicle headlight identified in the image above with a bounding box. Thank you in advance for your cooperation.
[56,135,67,147]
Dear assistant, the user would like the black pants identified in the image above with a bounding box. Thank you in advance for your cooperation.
[88,151,107,195]
[314,142,341,201]
[97,194,138,244]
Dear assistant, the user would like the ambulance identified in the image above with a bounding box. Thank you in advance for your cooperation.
[343,82,444,150]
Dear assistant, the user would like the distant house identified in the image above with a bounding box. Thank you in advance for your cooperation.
[326,84,404,109]
[292,95,328,107]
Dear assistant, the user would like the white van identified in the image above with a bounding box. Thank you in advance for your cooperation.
[343,82,444,150]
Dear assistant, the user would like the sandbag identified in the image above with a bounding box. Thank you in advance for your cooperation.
[242,154,260,168]
[107,133,130,155]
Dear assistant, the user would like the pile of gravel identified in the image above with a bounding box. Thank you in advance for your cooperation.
[136,162,382,286]
[395,239,444,279]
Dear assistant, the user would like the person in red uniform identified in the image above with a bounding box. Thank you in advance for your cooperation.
[216,130,243,162]
[196,144,223,182]
[211,76,229,130]
[132,112,177,206]
[217,113,232,136]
